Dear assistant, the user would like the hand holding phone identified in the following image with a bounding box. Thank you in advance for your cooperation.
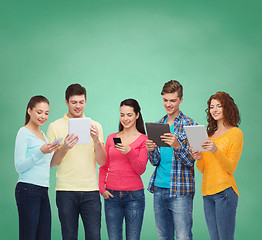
[63,134,79,150]
[113,137,131,154]
[52,138,63,144]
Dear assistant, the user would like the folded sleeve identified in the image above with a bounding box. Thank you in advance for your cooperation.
[174,120,197,167]
[148,147,161,166]
[97,123,104,144]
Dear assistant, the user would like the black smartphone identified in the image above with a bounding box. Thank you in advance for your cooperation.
[113,137,122,145]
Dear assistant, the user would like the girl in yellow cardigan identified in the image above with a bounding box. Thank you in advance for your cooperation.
[191,92,243,240]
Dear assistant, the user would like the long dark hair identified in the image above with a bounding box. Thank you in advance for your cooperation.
[118,99,145,134]
[25,95,49,125]
[206,91,240,136]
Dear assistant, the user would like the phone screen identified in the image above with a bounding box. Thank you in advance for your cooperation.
[113,137,122,145]
[52,138,63,144]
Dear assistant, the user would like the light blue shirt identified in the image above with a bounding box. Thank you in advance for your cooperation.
[14,127,53,187]
[154,120,174,188]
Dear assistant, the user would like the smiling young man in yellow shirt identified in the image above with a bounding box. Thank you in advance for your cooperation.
[47,84,106,240]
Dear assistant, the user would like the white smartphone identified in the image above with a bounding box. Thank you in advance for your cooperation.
[52,138,63,144]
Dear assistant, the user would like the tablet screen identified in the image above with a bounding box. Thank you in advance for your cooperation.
[145,122,170,147]
[183,125,209,152]
[68,118,91,144]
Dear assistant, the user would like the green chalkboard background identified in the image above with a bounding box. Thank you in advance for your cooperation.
[1,0,261,239]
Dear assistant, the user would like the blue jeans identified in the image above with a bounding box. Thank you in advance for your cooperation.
[104,189,145,240]
[203,187,238,240]
[15,182,51,240]
[153,187,194,240]
[56,191,101,240]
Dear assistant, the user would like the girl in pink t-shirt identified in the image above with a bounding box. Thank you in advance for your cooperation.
[99,98,148,240]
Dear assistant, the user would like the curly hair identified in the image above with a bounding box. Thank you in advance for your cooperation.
[206,91,240,136]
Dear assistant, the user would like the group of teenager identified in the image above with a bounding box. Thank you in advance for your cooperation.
[14,80,243,240]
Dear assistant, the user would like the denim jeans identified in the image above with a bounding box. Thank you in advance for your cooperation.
[15,182,51,240]
[56,190,101,240]
[153,187,194,240]
[203,187,238,240]
[104,189,145,240]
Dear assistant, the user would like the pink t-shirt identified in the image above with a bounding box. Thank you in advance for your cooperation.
[99,133,148,193]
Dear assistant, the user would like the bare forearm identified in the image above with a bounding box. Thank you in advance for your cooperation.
[94,141,106,166]
[50,146,68,168]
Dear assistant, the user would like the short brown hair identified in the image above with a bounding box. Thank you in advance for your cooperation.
[161,80,183,98]
[65,84,86,102]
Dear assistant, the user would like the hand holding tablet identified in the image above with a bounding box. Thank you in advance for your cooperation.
[145,123,170,147]
[68,118,91,144]
[62,134,79,150]
[183,125,209,152]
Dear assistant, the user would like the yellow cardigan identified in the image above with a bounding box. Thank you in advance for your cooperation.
[197,127,243,196]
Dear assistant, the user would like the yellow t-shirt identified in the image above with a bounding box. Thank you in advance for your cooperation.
[46,113,104,191]
[196,127,243,196]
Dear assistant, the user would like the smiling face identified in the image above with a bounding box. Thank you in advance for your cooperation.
[209,99,224,122]
[162,92,183,118]
[27,102,49,127]
[120,105,139,130]
[66,94,86,118]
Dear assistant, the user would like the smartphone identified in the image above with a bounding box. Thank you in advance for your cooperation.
[113,137,122,145]
[52,138,63,144]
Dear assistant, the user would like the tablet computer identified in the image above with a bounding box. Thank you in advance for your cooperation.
[183,125,209,152]
[68,118,91,144]
[145,122,170,147]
